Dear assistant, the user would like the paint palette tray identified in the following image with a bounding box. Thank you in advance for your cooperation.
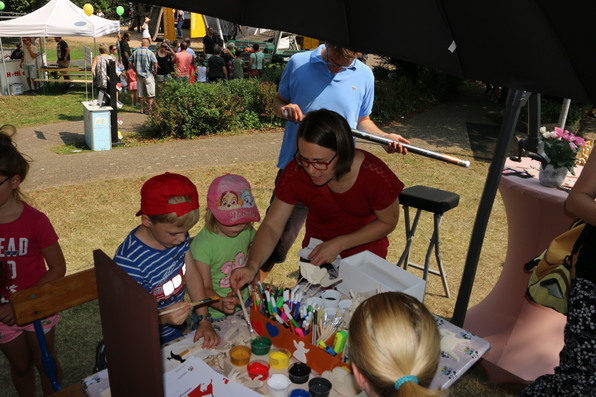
[337,251,426,302]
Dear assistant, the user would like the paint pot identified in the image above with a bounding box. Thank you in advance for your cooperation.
[321,290,341,308]
[268,347,291,369]
[247,359,270,380]
[338,299,352,312]
[289,362,311,384]
[229,345,251,366]
[267,374,291,397]
[308,377,332,397]
[250,335,272,355]
[289,390,312,397]
[306,297,324,310]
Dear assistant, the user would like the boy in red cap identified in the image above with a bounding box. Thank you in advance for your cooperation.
[114,172,220,346]
[190,174,260,320]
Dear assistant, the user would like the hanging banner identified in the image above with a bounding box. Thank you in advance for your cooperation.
[190,13,206,38]
[163,7,176,42]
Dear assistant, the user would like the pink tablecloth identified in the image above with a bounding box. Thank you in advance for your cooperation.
[463,157,581,384]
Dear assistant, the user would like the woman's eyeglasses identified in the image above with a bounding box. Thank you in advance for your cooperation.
[0,176,11,187]
[295,153,337,170]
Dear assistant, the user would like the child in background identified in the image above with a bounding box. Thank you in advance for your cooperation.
[0,125,66,396]
[196,57,207,83]
[190,174,260,320]
[231,50,244,79]
[113,172,220,347]
[349,292,445,397]
[126,65,138,106]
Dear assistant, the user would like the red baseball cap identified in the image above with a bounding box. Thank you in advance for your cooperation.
[207,174,260,226]
[136,172,199,216]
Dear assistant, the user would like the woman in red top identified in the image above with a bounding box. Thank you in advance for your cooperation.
[231,109,403,290]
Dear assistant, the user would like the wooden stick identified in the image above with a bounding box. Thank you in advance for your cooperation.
[158,295,220,316]
[237,289,255,336]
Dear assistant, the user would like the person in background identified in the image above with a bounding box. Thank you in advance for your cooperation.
[113,172,220,347]
[258,42,410,280]
[175,9,184,39]
[141,16,151,44]
[207,45,227,83]
[349,292,445,397]
[0,125,67,396]
[128,38,157,114]
[231,50,244,80]
[190,174,260,321]
[196,57,207,83]
[230,110,404,290]
[203,27,222,59]
[55,37,72,88]
[126,65,138,106]
[91,44,112,105]
[521,152,596,396]
[156,41,175,86]
[118,32,131,71]
[248,43,264,77]
[20,37,38,91]
[9,43,23,60]
[173,42,193,83]
[182,38,195,58]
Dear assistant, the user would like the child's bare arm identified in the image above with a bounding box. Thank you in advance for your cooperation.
[185,252,221,347]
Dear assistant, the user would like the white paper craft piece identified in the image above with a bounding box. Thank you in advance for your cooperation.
[439,328,470,362]
[163,355,261,397]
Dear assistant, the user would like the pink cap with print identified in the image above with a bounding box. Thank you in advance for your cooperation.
[207,174,260,226]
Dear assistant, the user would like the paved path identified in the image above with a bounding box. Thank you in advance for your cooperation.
[14,83,504,191]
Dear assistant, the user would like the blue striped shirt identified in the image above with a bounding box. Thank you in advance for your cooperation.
[114,226,189,344]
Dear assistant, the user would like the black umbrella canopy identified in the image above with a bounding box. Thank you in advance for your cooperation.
[143,0,596,103]
[137,0,596,325]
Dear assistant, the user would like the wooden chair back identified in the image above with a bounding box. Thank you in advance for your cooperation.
[11,268,97,325]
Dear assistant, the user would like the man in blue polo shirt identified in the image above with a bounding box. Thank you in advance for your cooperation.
[261,43,410,277]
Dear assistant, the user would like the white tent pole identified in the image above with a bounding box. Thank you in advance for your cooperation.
[558,98,571,130]
[0,38,10,96]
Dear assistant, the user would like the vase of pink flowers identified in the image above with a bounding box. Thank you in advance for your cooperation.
[538,126,586,187]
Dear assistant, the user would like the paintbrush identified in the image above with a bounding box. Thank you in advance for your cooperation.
[237,288,256,337]
[158,295,220,316]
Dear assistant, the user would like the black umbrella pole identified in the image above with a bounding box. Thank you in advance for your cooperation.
[351,129,470,167]
[451,89,527,326]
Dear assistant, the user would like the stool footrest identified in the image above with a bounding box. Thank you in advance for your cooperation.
[405,262,444,277]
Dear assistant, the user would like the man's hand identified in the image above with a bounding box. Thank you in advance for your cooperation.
[280,103,304,123]
[383,132,410,154]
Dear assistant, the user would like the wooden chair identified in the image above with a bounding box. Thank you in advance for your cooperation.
[10,268,98,393]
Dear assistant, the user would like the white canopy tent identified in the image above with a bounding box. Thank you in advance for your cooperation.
[0,0,120,95]
[0,0,120,37]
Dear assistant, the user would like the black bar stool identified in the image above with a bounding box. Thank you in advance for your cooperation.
[397,185,460,298]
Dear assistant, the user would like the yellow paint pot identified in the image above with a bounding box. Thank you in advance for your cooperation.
[229,345,251,366]
[269,347,291,369]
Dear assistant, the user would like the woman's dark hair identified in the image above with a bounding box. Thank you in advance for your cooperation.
[297,109,354,179]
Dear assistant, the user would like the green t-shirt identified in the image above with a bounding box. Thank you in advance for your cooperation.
[190,226,255,319]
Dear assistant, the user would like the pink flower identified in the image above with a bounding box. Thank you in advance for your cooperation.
[569,141,578,151]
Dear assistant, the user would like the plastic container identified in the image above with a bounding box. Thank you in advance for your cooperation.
[269,347,291,369]
[267,374,291,397]
[229,345,251,366]
[308,377,332,397]
[321,290,341,308]
[250,336,272,355]
[289,390,312,397]
[289,362,311,384]
[247,359,270,380]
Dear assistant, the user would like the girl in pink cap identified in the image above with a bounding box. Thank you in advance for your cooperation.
[190,174,260,322]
